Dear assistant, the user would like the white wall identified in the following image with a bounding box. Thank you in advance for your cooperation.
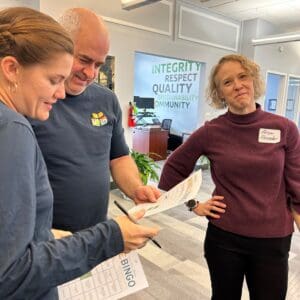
[0,0,39,9]
[254,42,300,76]
[39,0,300,145]
[108,22,231,145]
[242,18,300,82]
[248,22,300,121]
[40,0,236,146]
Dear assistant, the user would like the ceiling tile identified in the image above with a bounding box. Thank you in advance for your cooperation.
[186,0,300,31]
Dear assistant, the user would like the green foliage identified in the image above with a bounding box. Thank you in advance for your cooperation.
[130,150,160,185]
[199,155,210,169]
[199,155,210,165]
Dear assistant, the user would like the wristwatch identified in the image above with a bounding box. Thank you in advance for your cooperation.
[185,199,199,211]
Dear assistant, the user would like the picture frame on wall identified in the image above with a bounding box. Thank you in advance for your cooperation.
[286,98,294,111]
[268,98,277,111]
[97,55,115,91]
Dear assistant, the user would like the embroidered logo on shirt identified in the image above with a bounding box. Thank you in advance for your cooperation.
[258,128,281,143]
[90,112,108,127]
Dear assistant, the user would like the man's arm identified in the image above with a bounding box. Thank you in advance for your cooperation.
[110,155,160,204]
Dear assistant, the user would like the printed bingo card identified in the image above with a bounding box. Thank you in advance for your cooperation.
[58,251,148,300]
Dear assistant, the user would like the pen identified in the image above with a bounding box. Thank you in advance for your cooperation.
[114,200,162,249]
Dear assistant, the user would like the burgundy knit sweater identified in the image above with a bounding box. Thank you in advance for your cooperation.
[159,105,300,238]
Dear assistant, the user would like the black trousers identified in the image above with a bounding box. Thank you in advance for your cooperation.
[204,223,292,300]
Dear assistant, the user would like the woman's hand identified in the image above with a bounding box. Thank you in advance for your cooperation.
[193,195,226,219]
[114,209,159,253]
[51,228,72,239]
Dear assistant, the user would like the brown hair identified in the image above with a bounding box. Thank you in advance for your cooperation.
[206,54,265,109]
[0,7,73,65]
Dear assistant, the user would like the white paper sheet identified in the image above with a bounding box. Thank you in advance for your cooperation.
[58,251,148,300]
[129,169,202,216]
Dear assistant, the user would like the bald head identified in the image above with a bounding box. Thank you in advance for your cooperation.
[59,7,109,41]
[60,8,110,95]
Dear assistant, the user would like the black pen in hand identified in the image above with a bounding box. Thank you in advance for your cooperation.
[114,200,162,249]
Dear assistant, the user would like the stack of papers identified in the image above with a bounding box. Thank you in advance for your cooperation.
[58,169,203,299]
[129,169,202,216]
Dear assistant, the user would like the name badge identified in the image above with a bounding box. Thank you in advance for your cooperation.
[258,128,281,143]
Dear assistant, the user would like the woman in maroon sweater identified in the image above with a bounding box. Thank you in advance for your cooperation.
[159,54,300,300]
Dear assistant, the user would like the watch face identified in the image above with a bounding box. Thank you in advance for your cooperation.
[186,199,197,209]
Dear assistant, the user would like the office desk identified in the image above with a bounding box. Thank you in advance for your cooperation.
[132,127,168,160]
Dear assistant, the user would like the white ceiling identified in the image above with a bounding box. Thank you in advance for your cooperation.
[188,0,300,32]
[1,0,299,33]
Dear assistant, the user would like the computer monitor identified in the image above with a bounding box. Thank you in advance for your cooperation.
[134,96,155,109]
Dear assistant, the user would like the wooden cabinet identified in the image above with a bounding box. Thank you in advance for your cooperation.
[132,127,168,160]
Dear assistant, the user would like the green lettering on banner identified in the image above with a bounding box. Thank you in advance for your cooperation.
[178,62,185,72]
[152,64,160,74]
[195,62,202,71]
[152,83,193,94]
[155,100,191,110]
[157,94,198,102]
[166,63,172,73]
[152,61,201,74]
[164,73,198,82]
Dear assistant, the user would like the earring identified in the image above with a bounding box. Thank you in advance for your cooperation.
[222,99,227,108]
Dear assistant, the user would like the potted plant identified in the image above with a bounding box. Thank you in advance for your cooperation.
[130,150,160,185]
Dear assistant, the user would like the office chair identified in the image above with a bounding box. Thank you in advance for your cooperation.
[152,118,161,125]
[161,119,172,131]
[160,119,179,152]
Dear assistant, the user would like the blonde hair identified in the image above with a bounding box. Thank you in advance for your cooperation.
[0,7,73,66]
[206,54,265,109]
